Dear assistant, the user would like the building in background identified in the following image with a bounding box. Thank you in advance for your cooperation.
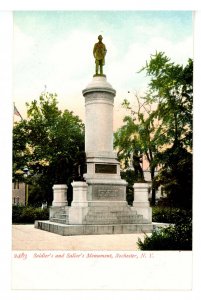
[12,180,26,206]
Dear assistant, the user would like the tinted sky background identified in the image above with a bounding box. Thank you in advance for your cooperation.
[13,10,193,129]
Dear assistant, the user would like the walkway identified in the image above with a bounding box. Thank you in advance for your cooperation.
[12,224,149,251]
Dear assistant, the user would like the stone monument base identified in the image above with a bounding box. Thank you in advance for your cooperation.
[35,201,153,235]
[35,181,153,236]
[35,220,153,236]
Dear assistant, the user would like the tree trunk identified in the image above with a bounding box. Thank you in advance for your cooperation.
[150,166,156,206]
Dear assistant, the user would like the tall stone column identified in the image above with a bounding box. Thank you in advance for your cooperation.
[83,75,115,154]
[82,75,127,206]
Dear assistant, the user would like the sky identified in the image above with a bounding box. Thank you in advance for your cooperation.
[13,10,193,130]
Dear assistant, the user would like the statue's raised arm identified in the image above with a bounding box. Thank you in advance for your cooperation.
[93,35,107,76]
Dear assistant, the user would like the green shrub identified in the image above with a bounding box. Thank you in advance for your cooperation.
[12,206,49,224]
[137,215,192,250]
[152,206,192,224]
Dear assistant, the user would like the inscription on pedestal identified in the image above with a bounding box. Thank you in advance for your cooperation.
[98,189,118,198]
[95,164,117,174]
[92,185,124,201]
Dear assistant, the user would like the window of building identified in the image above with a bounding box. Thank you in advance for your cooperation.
[14,181,20,189]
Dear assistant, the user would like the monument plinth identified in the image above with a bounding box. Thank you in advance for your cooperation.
[82,75,127,206]
[52,184,68,207]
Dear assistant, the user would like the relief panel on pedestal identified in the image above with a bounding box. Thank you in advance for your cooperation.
[92,185,124,201]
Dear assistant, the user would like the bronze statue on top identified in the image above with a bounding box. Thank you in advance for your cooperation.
[93,35,107,76]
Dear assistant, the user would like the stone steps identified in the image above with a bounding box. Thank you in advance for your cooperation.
[49,205,144,225]
[50,210,69,224]
[86,210,137,215]
[87,207,134,212]
[85,212,137,217]
[51,218,67,224]
[35,220,153,236]
[83,215,143,225]
[83,206,142,225]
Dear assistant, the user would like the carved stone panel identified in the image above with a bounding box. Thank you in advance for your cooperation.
[92,185,124,201]
[95,164,117,174]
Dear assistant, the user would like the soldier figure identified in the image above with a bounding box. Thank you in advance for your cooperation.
[93,35,107,76]
[54,156,70,184]
[133,151,145,182]
[72,151,87,182]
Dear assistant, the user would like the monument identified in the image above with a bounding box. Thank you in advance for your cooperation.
[35,35,153,235]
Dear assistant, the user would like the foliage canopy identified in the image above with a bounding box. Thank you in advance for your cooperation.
[114,52,193,207]
[13,92,85,206]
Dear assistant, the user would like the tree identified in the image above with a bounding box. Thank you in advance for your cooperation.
[13,92,85,206]
[140,52,192,151]
[154,146,192,208]
[114,94,161,205]
[114,52,193,207]
[141,52,193,208]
